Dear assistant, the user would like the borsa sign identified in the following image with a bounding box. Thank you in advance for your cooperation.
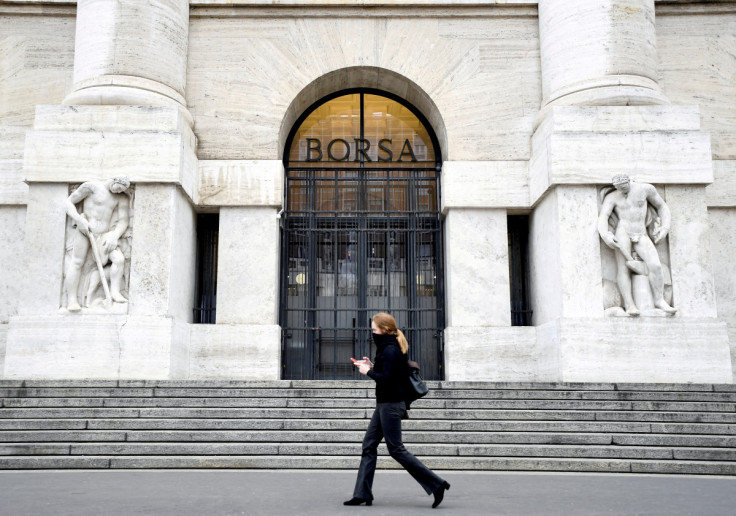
[304,138,418,163]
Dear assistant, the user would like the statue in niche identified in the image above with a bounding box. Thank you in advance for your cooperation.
[597,174,676,317]
[62,177,133,312]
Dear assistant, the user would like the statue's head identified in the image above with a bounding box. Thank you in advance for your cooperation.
[109,176,131,194]
[612,174,631,194]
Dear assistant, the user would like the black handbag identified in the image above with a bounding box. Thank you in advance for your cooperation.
[405,360,429,407]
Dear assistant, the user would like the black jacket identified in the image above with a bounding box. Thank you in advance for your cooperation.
[367,334,408,403]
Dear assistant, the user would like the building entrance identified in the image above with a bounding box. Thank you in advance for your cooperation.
[281,90,445,380]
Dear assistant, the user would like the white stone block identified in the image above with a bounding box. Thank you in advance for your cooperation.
[552,318,733,384]
[189,324,281,380]
[440,161,529,211]
[216,207,280,325]
[444,326,557,382]
[18,184,67,315]
[197,160,283,207]
[0,206,26,323]
[531,107,714,203]
[128,185,196,321]
[444,209,510,327]
[3,315,187,380]
[23,106,197,200]
[665,186,717,318]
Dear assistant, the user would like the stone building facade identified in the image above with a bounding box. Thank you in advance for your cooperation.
[0,0,734,383]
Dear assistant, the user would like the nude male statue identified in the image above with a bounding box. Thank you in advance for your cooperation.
[63,177,131,311]
[597,174,676,316]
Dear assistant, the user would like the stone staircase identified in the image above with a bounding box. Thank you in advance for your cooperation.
[1,380,735,474]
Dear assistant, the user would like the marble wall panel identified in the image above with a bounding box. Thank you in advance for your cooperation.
[0,206,26,323]
[657,11,736,160]
[187,11,541,161]
[528,190,562,325]
[17,184,67,315]
[665,185,717,318]
[529,187,604,324]
[189,324,281,380]
[444,209,510,327]
[444,326,553,382]
[0,324,6,379]
[0,11,75,125]
[0,159,27,205]
[197,160,283,207]
[440,161,530,211]
[170,188,197,322]
[216,207,280,325]
[709,207,736,328]
[127,185,196,320]
[706,160,736,208]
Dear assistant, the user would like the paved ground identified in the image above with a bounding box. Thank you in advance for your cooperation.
[1,470,735,516]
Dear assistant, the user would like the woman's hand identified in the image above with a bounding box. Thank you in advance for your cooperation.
[351,356,373,375]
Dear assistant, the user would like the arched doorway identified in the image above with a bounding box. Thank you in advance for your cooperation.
[280,89,445,380]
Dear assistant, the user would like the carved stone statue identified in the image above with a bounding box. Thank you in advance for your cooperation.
[62,177,133,312]
[597,174,676,317]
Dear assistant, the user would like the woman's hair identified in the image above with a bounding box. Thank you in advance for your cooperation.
[372,313,408,354]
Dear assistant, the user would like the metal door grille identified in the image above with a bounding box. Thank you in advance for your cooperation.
[280,166,445,380]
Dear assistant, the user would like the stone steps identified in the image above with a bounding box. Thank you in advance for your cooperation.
[0,380,735,474]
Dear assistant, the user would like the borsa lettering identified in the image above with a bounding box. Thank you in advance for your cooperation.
[305,138,417,163]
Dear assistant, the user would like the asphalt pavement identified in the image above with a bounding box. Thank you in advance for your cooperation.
[1,469,735,516]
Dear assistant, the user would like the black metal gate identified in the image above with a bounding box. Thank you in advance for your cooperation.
[280,166,445,380]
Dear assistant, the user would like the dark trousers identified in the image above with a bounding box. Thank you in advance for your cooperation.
[352,401,445,500]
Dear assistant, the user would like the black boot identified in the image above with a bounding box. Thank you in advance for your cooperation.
[343,497,372,506]
[432,481,450,508]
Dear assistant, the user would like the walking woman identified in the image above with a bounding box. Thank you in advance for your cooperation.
[344,313,450,508]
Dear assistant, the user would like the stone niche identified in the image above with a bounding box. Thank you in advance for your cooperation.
[598,183,674,317]
[61,182,135,314]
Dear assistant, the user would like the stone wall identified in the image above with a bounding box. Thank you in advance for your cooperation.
[0,1,734,381]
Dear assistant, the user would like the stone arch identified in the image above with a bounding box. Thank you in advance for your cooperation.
[278,67,448,161]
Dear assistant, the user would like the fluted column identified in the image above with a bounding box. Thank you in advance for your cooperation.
[538,0,667,114]
[63,0,190,122]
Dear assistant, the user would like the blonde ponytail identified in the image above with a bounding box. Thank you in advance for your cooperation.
[396,329,409,355]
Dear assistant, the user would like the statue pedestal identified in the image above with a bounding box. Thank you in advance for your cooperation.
[3,315,189,380]
[551,318,733,383]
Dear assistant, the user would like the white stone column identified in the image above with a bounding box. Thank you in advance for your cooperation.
[63,0,190,121]
[538,0,667,115]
